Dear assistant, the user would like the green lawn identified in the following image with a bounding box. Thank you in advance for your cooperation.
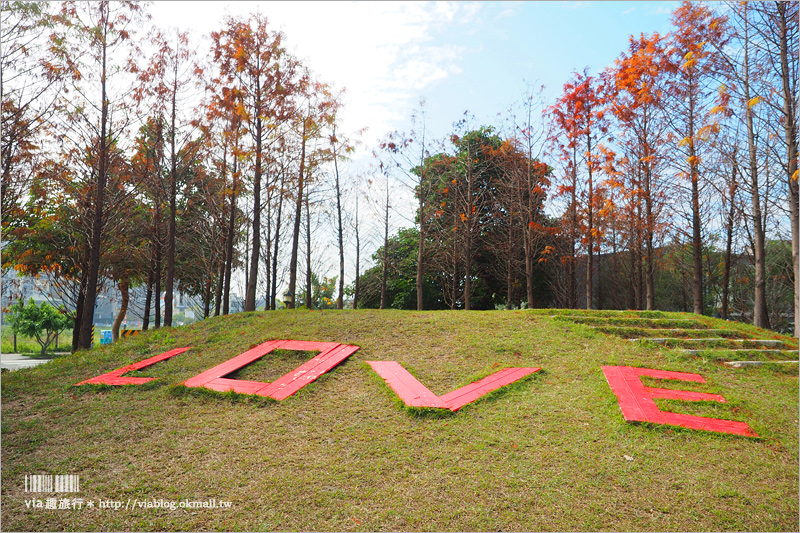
[1,310,798,531]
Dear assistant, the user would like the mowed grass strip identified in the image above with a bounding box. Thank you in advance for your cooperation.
[638,338,796,350]
[1,310,797,532]
[554,316,709,328]
[593,326,751,339]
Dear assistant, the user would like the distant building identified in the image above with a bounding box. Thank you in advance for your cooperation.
[1,270,201,327]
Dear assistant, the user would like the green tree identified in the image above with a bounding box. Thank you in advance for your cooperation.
[7,298,73,355]
[413,126,552,309]
[48,0,148,349]
[298,272,338,310]
[352,227,448,310]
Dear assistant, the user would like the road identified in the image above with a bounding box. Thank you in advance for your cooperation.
[1,352,56,371]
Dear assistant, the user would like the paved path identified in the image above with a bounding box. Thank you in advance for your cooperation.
[1,353,57,371]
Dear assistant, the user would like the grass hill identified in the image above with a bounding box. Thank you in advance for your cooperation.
[2,309,798,531]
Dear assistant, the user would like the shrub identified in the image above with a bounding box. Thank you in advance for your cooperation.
[6,298,73,355]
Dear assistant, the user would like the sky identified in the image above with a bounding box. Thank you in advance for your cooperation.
[146,0,683,292]
[149,0,679,155]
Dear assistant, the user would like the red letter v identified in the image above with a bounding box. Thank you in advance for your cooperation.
[366,361,540,411]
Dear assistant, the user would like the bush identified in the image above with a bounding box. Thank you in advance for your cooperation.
[6,298,74,355]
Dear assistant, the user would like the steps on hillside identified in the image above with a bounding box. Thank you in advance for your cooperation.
[681,349,798,356]
[629,338,786,347]
[594,327,746,339]
[546,311,671,319]
[548,313,799,367]
[554,316,708,329]
[724,360,800,368]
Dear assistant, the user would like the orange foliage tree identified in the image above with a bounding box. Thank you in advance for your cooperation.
[210,13,302,312]
[664,0,729,316]
[548,69,608,309]
[133,28,202,327]
[602,32,671,310]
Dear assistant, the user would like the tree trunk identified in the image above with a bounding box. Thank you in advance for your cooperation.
[688,87,704,316]
[380,176,389,309]
[743,7,770,329]
[143,261,153,330]
[203,277,211,319]
[777,2,799,336]
[746,137,769,330]
[305,187,313,309]
[245,109,262,312]
[691,170,703,316]
[464,149,474,311]
[287,120,307,309]
[523,102,537,308]
[628,244,636,310]
[415,115,429,311]
[416,205,426,311]
[214,257,224,316]
[569,147,578,309]
[164,71,178,328]
[644,159,655,310]
[163,167,176,326]
[464,232,472,310]
[154,254,161,327]
[354,195,360,310]
[635,197,643,310]
[452,210,459,309]
[72,266,88,352]
[154,202,162,328]
[41,333,54,355]
[223,170,236,315]
[525,233,534,307]
[722,171,737,319]
[524,154,537,308]
[506,218,514,308]
[112,279,129,342]
[332,129,345,310]
[270,171,285,311]
[585,134,594,310]
[264,186,274,311]
[79,7,109,350]
[243,212,250,300]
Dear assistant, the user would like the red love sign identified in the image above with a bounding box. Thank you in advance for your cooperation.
[75,342,759,437]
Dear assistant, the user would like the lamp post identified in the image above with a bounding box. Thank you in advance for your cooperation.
[282,290,294,309]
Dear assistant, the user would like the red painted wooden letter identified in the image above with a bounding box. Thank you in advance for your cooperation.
[75,347,192,386]
[183,340,359,400]
[601,365,757,436]
[367,361,540,411]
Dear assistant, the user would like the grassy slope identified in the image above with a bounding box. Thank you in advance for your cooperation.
[1,310,797,532]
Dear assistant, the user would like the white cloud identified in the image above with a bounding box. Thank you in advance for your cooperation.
[496,8,517,20]
[148,1,476,150]
[651,3,679,16]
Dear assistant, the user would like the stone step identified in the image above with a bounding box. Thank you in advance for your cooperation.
[630,338,787,347]
[680,349,798,356]
[601,327,736,333]
[547,311,671,319]
[724,360,800,368]
[554,317,707,328]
